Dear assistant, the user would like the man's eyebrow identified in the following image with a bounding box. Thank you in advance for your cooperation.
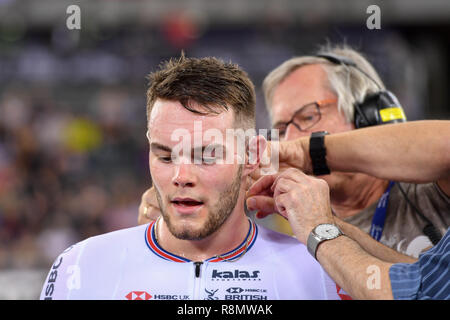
[193,143,226,154]
[150,142,172,153]
[150,142,226,154]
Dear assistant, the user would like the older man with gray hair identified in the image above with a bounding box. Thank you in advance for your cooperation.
[245,45,450,299]
[252,45,449,255]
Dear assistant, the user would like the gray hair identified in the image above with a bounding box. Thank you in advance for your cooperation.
[262,45,385,123]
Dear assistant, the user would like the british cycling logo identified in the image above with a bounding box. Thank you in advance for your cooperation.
[211,269,261,281]
[225,287,268,300]
[204,288,219,300]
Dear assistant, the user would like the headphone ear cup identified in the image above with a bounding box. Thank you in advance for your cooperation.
[354,91,406,128]
[354,102,367,129]
[354,92,382,128]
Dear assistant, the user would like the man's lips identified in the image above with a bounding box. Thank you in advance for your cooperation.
[170,197,204,213]
[171,197,204,206]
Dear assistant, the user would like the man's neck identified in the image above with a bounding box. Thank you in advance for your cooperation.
[329,173,389,219]
[157,205,250,262]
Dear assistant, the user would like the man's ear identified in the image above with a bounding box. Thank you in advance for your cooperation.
[243,135,267,175]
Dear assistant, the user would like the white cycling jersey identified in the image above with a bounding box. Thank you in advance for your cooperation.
[40,219,348,300]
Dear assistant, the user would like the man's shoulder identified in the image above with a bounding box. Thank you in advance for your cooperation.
[83,223,149,250]
[59,224,149,260]
[255,222,307,252]
[41,224,151,300]
[252,222,326,283]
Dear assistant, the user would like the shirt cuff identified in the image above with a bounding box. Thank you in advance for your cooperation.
[389,262,421,300]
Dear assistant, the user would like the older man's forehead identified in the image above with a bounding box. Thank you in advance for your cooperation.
[270,65,332,121]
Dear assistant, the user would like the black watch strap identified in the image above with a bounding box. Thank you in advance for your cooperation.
[309,131,330,176]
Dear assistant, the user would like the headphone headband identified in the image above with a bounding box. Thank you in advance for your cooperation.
[313,52,406,128]
[315,53,357,68]
[315,53,382,90]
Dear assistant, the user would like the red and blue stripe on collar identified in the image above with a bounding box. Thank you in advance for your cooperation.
[144,218,258,263]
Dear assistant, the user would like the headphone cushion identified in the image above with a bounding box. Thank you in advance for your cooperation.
[354,91,405,128]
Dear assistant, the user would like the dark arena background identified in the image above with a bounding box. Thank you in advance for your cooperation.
[0,0,449,299]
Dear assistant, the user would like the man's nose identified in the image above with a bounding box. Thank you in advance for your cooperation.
[172,163,197,188]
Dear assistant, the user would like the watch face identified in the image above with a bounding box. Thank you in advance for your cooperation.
[315,224,340,239]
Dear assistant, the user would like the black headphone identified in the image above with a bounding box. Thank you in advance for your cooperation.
[315,53,442,245]
[315,53,407,129]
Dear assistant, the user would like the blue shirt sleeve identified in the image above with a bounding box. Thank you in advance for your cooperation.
[389,228,450,300]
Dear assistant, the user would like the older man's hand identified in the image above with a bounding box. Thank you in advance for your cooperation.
[137,187,161,225]
[246,168,334,244]
[249,137,311,184]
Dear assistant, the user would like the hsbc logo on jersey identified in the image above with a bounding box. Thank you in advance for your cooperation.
[125,291,152,300]
[211,269,261,280]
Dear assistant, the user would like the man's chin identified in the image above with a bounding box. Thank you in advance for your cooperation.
[172,231,205,241]
[168,223,211,241]
[163,211,226,241]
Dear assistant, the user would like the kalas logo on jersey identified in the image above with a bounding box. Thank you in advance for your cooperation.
[125,291,152,300]
[212,269,260,280]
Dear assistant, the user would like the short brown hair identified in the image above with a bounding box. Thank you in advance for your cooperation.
[146,54,255,129]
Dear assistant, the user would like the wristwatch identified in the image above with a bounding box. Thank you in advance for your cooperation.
[307,223,343,260]
[309,131,330,175]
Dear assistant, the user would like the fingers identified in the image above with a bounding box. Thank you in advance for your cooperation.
[274,193,289,219]
[246,195,276,215]
[138,187,161,225]
[272,177,298,200]
[272,167,307,187]
[138,206,154,225]
[246,168,307,204]
[246,174,277,198]
[145,186,159,207]
[250,137,309,183]
[245,175,255,192]
[249,168,263,183]
[246,169,305,220]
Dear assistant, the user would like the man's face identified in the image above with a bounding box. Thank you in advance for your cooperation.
[271,64,354,141]
[148,99,244,240]
[270,64,355,190]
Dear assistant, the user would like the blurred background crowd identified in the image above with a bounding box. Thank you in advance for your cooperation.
[0,0,449,298]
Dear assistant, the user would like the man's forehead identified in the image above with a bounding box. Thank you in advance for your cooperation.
[270,64,332,121]
[148,99,234,142]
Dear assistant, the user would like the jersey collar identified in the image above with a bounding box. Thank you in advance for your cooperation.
[144,218,258,263]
